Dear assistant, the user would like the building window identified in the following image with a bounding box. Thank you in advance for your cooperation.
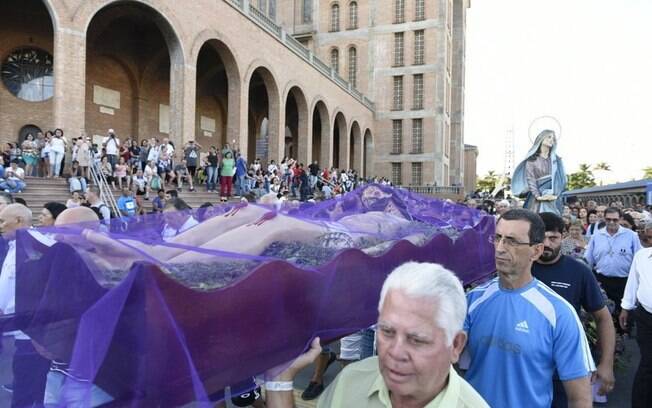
[412,119,423,153]
[413,74,424,109]
[303,0,312,23]
[392,162,403,185]
[415,0,425,21]
[414,30,425,65]
[330,48,340,73]
[331,3,340,32]
[392,120,403,154]
[394,0,405,24]
[392,76,403,110]
[393,32,404,66]
[412,162,423,185]
[348,47,357,88]
[268,0,276,19]
[349,1,358,29]
[1,47,54,102]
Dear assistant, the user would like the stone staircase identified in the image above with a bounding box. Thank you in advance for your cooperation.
[18,177,231,223]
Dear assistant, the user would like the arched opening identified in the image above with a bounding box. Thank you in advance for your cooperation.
[332,112,347,170]
[85,2,183,143]
[18,124,43,144]
[0,0,54,142]
[247,67,279,164]
[363,129,373,177]
[349,121,361,173]
[195,40,239,150]
[311,101,329,167]
[284,86,308,162]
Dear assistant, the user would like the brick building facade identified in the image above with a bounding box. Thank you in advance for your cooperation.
[0,0,470,185]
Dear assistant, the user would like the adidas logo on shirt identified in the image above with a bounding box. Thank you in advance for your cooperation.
[515,320,529,333]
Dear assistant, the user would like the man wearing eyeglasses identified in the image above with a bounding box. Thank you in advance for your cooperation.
[462,209,594,408]
[584,207,642,334]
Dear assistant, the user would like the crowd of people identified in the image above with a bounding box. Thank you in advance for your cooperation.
[1,132,651,407]
[5,128,399,216]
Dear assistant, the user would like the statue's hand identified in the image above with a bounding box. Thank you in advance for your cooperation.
[538,194,557,201]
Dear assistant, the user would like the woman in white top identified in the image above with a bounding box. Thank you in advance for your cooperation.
[49,128,68,178]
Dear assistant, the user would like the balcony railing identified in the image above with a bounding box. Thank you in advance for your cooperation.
[223,0,374,111]
[406,185,464,196]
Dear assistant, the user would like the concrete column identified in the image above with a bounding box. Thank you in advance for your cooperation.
[322,119,332,169]
[170,63,196,146]
[297,109,311,165]
[236,84,249,158]
[53,28,86,135]
[339,128,350,170]
[267,98,285,165]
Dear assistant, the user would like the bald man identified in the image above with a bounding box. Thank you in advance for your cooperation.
[0,204,52,407]
[55,206,100,227]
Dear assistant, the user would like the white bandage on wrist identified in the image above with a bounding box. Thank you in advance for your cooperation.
[265,381,294,392]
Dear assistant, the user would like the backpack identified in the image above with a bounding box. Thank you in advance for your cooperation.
[97,203,117,220]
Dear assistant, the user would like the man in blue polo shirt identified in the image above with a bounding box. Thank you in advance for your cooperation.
[533,212,616,406]
[585,207,641,334]
[463,209,593,408]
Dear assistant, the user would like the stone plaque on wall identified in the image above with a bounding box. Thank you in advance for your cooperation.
[93,85,120,109]
[159,104,170,134]
[99,106,115,115]
[200,116,216,132]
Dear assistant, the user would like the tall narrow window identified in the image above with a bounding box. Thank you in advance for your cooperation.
[392,76,403,110]
[393,32,404,66]
[413,74,424,110]
[392,163,403,185]
[331,4,340,32]
[330,48,340,73]
[349,1,358,29]
[268,0,276,19]
[412,119,423,153]
[348,47,357,88]
[415,0,425,21]
[257,0,267,12]
[412,162,423,185]
[414,30,425,65]
[394,0,405,24]
[392,120,403,154]
[303,0,312,23]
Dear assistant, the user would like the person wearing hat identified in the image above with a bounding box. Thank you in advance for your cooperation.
[39,202,67,226]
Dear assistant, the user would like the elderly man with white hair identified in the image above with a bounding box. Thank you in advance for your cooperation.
[495,199,511,218]
[266,262,489,408]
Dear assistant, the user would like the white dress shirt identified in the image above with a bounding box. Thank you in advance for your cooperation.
[622,247,652,313]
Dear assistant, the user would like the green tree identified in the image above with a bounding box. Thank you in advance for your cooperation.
[643,166,652,179]
[567,163,596,190]
[477,170,499,192]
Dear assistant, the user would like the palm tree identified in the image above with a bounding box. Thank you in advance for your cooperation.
[477,170,499,193]
[567,163,596,191]
[593,162,612,185]
[643,166,652,179]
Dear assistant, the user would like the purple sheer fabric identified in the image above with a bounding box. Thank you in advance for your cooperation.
[13,184,494,405]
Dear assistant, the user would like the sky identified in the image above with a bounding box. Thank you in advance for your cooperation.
[464,0,652,183]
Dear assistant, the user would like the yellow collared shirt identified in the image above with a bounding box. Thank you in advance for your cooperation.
[317,357,488,408]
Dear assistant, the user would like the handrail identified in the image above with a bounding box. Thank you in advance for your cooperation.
[87,151,121,218]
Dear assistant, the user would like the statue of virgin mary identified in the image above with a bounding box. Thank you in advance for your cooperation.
[511,129,566,214]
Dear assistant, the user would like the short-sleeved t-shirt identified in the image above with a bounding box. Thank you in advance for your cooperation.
[532,255,605,315]
[184,146,199,167]
[463,277,594,408]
